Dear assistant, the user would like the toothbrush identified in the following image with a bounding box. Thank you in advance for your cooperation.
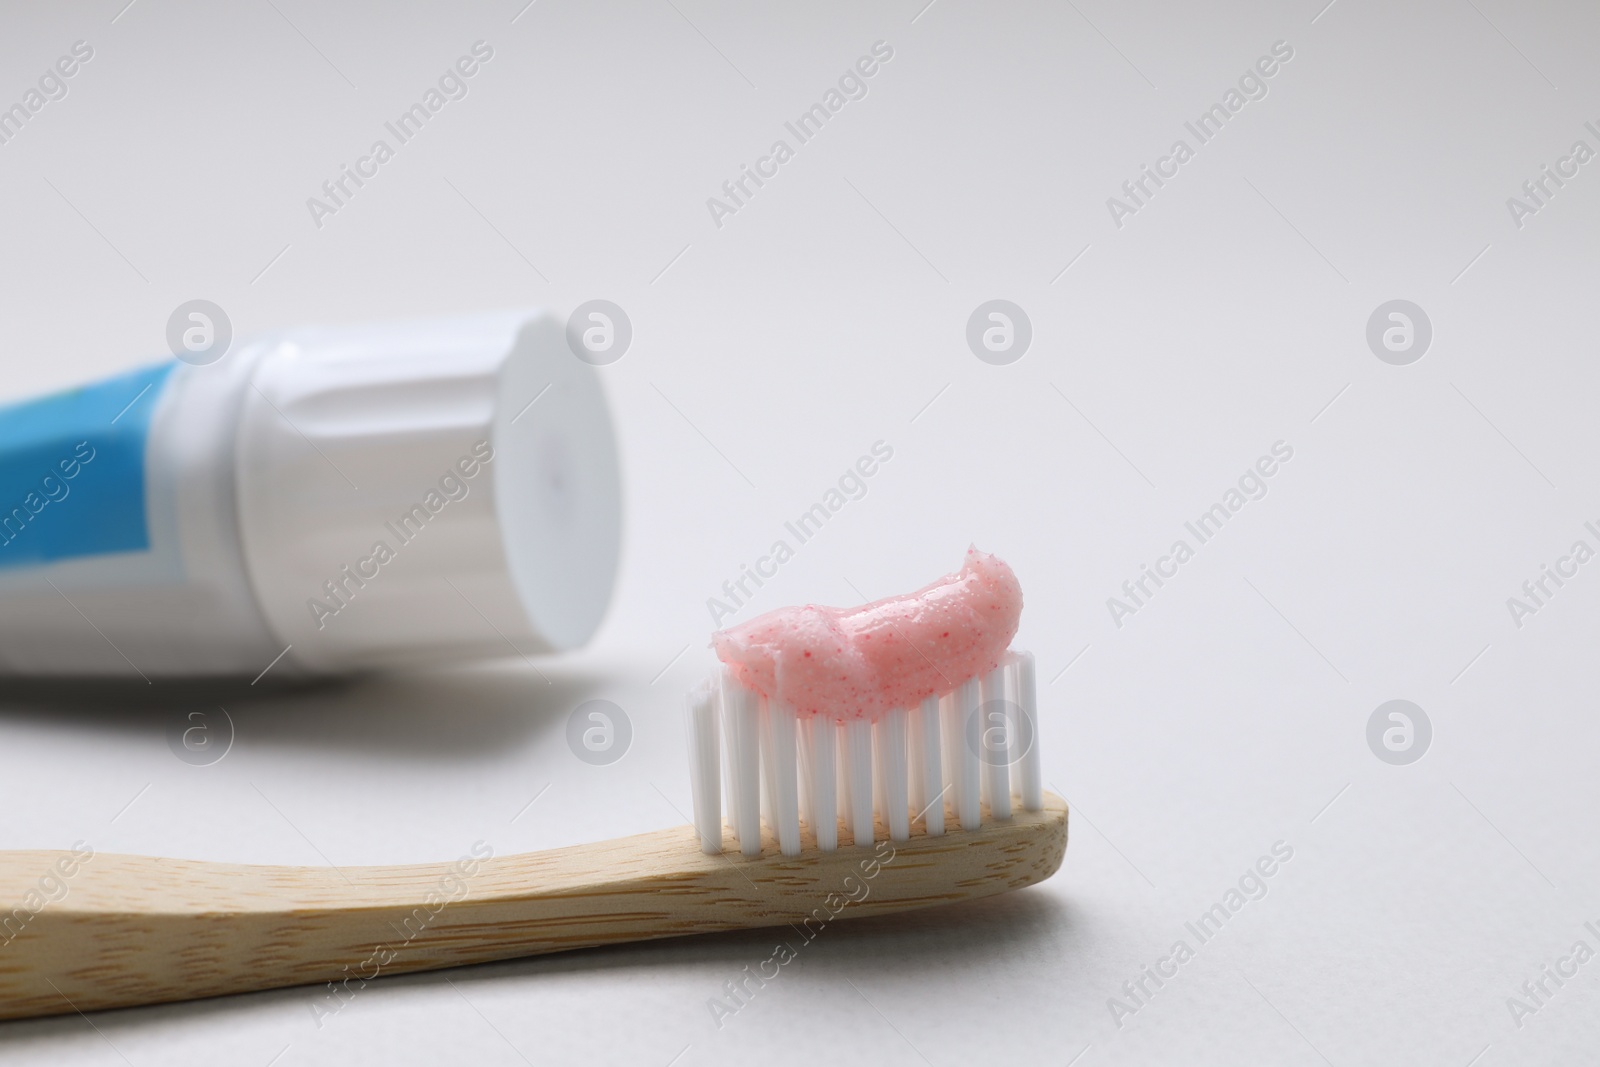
[0,550,1066,1020]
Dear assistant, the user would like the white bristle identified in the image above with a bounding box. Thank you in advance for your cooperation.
[1014,651,1043,812]
[760,699,802,857]
[912,693,945,835]
[843,719,875,846]
[876,707,910,841]
[872,724,886,828]
[980,663,1012,822]
[719,693,740,840]
[690,648,1043,854]
[803,717,838,850]
[797,717,814,839]
[721,671,762,858]
[946,678,982,830]
[908,701,926,821]
[836,721,851,824]
[685,683,722,854]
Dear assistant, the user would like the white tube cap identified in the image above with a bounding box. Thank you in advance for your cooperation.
[235,310,622,673]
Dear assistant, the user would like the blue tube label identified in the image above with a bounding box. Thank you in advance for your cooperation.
[0,363,173,569]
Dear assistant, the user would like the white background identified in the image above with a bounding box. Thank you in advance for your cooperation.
[2,0,1599,1064]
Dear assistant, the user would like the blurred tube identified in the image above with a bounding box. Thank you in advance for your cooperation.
[0,310,622,677]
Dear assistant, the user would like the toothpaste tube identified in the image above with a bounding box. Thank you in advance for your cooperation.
[0,310,621,677]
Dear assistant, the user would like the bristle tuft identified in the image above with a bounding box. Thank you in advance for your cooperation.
[690,650,1043,855]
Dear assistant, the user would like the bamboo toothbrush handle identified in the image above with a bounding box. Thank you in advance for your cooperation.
[0,794,1065,1021]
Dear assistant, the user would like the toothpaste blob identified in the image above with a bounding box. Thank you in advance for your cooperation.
[711,547,1022,721]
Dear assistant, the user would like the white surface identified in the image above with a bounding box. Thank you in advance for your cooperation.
[1,0,1597,1064]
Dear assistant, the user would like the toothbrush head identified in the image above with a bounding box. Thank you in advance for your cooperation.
[686,649,1051,858]
[685,550,1063,882]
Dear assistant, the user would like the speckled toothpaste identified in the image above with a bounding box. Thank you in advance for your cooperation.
[711,546,1022,720]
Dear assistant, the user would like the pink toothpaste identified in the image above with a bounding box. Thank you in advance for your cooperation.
[711,547,1023,721]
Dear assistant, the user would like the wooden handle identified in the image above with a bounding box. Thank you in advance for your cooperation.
[0,793,1066,1020]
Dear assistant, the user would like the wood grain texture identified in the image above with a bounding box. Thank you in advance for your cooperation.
[0,793,1066,1020]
